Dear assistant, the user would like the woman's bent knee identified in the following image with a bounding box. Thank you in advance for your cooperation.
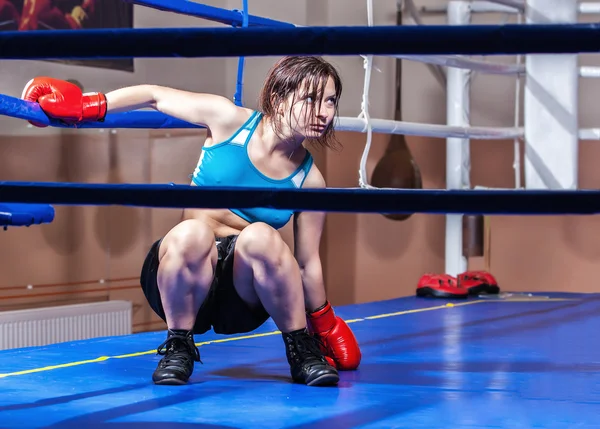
[235,223,298,286]
[157,220,217,290]
[236,222,287,262]
[159,219,215,264]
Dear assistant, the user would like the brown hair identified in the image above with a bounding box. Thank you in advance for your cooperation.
[258,56,342,151]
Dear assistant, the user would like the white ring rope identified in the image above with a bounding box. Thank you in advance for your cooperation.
[358,0,375,189]
[338,117,600,141]
[579,2,600,14]
[338,117,522,140]
[399,0,600,79]
[513,12,524,189]
[395,54,525,75]
[580,67,600,78]
[485,0,525,11]
[397,57,600,78]
[351,1,600,190]
[579,128,600,140]
[419,1,600,15]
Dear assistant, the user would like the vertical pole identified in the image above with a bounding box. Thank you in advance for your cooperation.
[524,0,578,190]
[445,1,471,276]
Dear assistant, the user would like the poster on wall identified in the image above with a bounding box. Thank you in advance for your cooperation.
[0,0,134,72]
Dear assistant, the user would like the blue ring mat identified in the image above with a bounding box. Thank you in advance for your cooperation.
[0,292,598,428]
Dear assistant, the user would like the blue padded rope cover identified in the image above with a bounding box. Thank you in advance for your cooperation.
[0,94,201,128]
[0,203,54,227]
[121,0,294,28]
[0,182,598,215]
[0,24,600,60]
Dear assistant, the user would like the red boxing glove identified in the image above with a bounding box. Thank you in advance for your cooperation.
[307,301,361,371]
[22,77,107,127]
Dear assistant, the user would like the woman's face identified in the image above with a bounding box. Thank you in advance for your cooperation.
[282,76,338,139]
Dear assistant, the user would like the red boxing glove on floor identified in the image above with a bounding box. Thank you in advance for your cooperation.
[22,77,107,127]
[307,301,361,371]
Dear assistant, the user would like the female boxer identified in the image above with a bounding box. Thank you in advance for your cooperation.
[22,56,361,387]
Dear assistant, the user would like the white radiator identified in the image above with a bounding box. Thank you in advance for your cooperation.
[0,300,132,350]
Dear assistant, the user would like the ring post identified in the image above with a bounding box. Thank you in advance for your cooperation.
[524,0,578,190]
[445,1,472,277]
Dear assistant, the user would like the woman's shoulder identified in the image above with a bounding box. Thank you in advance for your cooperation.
[206,105,257,144]
[302,160,326,189]
[211,101,253,125]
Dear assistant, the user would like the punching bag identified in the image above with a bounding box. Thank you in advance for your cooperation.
[370,5,422,221]
[462,214,484,257]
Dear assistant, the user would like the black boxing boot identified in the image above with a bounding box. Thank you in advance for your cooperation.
[282,328,339,386]
[152,329,201,385]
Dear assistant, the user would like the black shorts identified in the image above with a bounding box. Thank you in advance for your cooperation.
[140,235,270,335]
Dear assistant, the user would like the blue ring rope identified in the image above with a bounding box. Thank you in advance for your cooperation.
[0,182,598,215]
[1,24,600,59]
[0,94,200,128]
[1,17,598,218]
[121,0,294,28]
[0,203,54,228]
[233,0,249,107]
[0,0,289,227]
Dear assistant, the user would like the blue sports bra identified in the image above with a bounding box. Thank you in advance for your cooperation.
[191,111,314,230]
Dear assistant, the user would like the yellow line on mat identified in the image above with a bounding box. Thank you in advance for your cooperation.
[364,300,482,320]
[0,297,575,379]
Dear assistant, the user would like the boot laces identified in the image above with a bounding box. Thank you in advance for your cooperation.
[156,333,201,366]
[290,333,326,363]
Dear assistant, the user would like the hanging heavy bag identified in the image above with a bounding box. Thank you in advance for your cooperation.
[370,6,422,221]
